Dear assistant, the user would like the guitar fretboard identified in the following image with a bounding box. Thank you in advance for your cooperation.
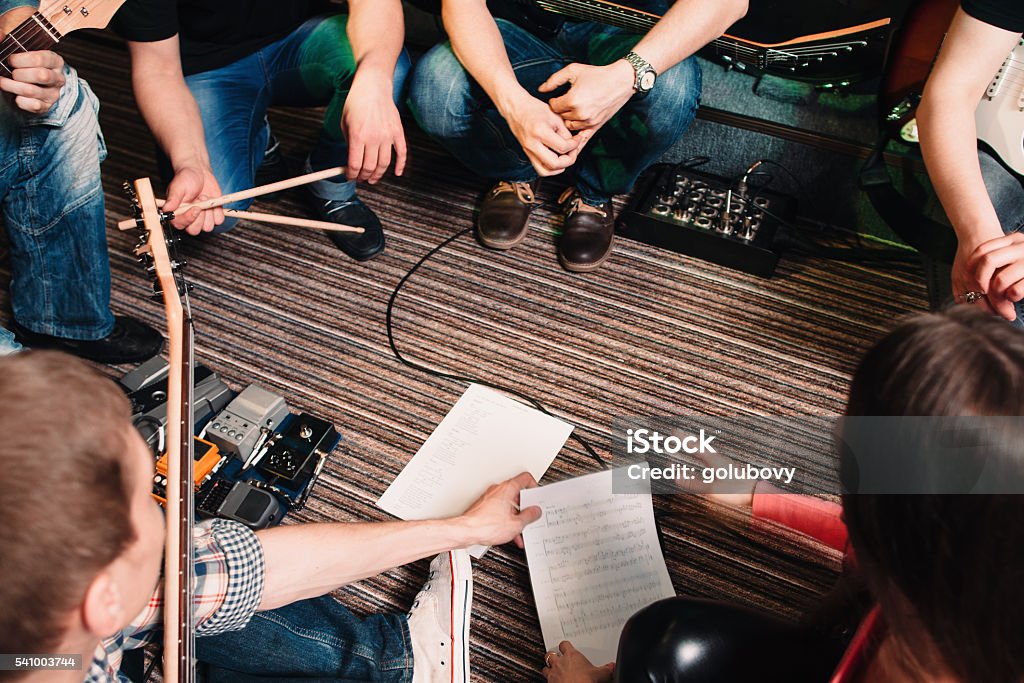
[0,12,62,78]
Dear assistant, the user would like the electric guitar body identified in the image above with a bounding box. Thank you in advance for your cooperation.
[976,38,1024,176]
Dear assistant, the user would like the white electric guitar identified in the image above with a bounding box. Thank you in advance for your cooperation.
[976,38,1024,176]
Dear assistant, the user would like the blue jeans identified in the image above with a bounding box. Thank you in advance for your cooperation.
[0,65,114,339]
[196,595,413,682]
[979,149,1024,326]
[177,15,411,231]
[0,326,21,354]
[407,16,701,205]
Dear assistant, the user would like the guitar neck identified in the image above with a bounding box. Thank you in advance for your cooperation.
[170,318,197,683]
[534,0,656,33]
[0,12,62,77]
[132,176,197,683]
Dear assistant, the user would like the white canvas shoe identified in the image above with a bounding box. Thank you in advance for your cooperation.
[408,550,473,683]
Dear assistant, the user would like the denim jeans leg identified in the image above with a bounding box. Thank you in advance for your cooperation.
[558,23,701,205]
[185,55,270,232]
[196,595,413,682]
[1,67,114,339]
[979,149,1024,326]
[408,19,567,182]
[0,326,21,355]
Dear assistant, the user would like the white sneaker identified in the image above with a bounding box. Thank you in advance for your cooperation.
[408,550,473,683]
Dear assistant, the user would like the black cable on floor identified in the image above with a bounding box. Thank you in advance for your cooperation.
[385,227,608,470]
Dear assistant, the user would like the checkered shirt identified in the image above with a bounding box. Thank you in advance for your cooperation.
[83,518,265,682]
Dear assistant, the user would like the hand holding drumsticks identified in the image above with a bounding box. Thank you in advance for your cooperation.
[119,166,363,234]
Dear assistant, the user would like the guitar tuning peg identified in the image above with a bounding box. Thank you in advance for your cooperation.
[170,258,188,270]
[135,243,152,256]
[150,282,164,300]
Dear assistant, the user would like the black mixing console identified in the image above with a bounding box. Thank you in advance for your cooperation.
[616,164,797,277]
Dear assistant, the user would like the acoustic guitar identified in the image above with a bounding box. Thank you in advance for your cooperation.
[0,0,125,75]
[409,0,896,86]
[128,178,197,683]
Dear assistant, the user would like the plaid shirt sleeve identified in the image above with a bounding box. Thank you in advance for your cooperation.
[119,518,266,650]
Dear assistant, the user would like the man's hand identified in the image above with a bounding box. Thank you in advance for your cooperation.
[0,50,65,115]
[539,61,635,135]
[542,641,615,682]
[163,165,225,235]
[503,92,593,176]
[968,232,1024,321]
[341,74,407,184]
[460,471,542,548]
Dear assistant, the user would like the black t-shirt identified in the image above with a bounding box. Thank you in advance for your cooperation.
[962,0,1024,33]
[112,0,331,76]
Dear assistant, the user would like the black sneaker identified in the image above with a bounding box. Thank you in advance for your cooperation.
[304,190,385,261]
[254,133,289,200]
[12,316,164,365]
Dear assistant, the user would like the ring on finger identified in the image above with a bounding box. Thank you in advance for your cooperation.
[545,651,559,667]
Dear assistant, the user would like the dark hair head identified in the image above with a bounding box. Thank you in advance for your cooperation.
[842,307,1024,683]
[0,351,136,656]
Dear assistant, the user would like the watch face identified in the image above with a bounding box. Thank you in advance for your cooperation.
[639,71,656,91]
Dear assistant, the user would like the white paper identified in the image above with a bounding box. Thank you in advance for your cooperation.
[378,384,574,557]
[520,466,676,665]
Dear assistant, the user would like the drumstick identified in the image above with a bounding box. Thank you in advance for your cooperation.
[178,165,347,213]
[117,207,363,233]
[116,166,363,232]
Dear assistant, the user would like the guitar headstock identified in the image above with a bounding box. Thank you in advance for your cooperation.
[39,0,126,35]
[124,179,189,314]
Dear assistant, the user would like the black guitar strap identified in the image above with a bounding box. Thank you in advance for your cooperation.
[859,135,957,264]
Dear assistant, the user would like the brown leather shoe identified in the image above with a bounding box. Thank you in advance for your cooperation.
[557,187,614,273]
[477,180,540,250]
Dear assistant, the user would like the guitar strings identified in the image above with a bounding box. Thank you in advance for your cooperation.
[539,0,876,62]
[0,7,98,61]
[0,14,68,66]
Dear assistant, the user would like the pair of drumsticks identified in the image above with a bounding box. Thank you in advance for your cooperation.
[118,166,364,234]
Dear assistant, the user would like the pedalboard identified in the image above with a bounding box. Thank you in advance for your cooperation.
[617,165,797,277]
[121,362,342,529]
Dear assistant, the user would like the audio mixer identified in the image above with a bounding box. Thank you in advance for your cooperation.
[616,164,797,277]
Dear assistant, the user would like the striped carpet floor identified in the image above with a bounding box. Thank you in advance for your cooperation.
[2,35,928,682]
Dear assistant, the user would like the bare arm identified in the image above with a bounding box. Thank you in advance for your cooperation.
[441,0,584,176]
[632,0,747,74]
[917,9,1021,318]
[256,473,542,610]
[342,0,407,182]
[127,36,224,234]
[540,0,746,137]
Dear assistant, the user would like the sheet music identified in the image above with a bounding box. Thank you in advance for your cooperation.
[378,383,573,557]
[521,466,675,665]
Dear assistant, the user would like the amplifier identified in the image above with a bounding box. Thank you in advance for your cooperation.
[616,164,797,277]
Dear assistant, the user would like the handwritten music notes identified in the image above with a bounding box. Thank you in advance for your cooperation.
[521,466,675,665]
[377,384,573,557]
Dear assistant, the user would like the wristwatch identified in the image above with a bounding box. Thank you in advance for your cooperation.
[622,51,657,96]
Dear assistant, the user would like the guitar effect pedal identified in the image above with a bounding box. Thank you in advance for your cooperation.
[206,385,290,460]
[151,437,225,505]
[257,413,337,482]
[617,165,797,277]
